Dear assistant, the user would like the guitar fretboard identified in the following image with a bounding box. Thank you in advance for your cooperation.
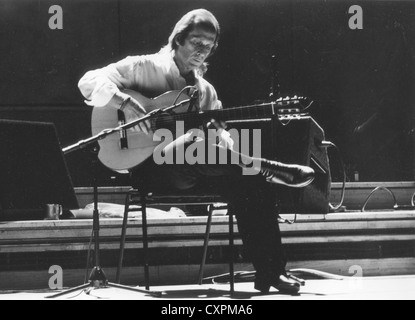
[154,100,301,129]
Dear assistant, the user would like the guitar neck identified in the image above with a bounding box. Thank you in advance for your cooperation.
[157,101,295,128]
[201,103,277,122]
[123,89,304,129]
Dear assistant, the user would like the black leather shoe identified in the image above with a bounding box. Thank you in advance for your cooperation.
[255,274,301,295]
[259,160,315,188]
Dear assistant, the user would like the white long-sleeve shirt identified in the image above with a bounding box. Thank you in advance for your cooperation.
[78,49,233,151]
[78,50,222,111]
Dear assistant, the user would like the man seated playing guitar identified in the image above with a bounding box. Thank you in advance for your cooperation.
[78,9,314,294]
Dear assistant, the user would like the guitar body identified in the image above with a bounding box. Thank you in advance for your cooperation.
[91,90,191,172]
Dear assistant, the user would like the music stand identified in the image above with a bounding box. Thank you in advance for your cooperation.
[0,120,79,220]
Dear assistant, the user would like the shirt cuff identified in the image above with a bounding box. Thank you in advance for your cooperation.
[111,91,132,110]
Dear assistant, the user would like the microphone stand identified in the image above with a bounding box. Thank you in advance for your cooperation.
[46,97,193,299]
[62,97,194,155]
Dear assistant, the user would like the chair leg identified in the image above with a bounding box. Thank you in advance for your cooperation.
[116,192,131,283]
[229,209,235,294]
[198,205,214,285]
[140,191,150,290]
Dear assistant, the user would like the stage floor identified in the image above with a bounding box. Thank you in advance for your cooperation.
[1,275,414,300]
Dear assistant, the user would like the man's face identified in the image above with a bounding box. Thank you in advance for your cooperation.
[174,26,217,74]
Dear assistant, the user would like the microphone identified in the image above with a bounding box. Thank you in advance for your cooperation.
[187,87,199,112]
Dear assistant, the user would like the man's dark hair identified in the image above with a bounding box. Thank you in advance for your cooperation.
[164,9,220,57]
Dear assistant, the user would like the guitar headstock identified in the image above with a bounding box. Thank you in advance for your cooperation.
[274,95,313,112]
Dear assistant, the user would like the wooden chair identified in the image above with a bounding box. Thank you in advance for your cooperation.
[115,188,235,293]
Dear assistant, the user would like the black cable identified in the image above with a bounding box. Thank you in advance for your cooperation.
[287,268,359,280]
[320,141,346,212]
[207,271,255,285]
[173,85,195,105]
[204,268,362,284]
[300,100,314,112]
[66,289,87,299]
[84,229,94,284]
[361,186,399,212]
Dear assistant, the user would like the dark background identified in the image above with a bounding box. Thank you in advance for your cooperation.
[0,0,414,186]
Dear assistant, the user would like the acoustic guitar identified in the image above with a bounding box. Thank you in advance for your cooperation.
[91,89,305,171]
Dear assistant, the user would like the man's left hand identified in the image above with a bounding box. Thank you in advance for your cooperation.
[206,119,235,150]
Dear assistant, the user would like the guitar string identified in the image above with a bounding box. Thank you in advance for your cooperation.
[148,101,296,128]
[150,108,297,128]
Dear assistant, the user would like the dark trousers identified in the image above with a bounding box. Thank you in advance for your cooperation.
[133,157,287,277]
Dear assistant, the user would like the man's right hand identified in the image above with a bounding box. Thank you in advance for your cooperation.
[122,98,151,135]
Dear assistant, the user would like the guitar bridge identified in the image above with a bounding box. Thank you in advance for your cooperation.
[118,110,129,150]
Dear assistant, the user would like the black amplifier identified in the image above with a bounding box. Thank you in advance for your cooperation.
[227,114,332,214]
